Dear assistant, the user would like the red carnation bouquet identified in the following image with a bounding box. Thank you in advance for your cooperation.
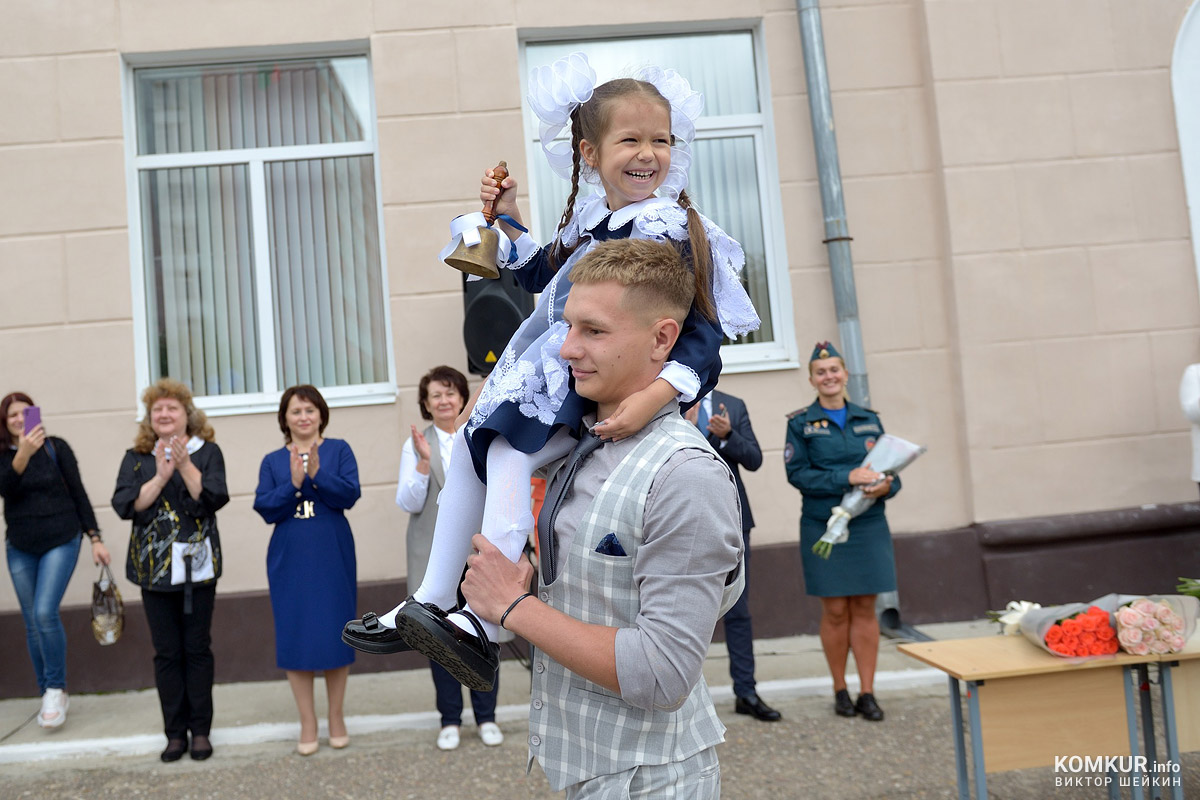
[1041,606,1119,657]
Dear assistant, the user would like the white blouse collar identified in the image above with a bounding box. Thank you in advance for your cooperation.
[576,194,677,234]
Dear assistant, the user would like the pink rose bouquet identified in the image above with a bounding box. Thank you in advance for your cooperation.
[1109,596,1195,655]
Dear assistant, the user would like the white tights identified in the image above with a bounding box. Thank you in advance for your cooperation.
[380,426,576,643]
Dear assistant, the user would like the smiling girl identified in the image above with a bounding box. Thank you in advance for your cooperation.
[343,53,760,691]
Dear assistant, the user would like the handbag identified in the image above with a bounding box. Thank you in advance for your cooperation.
[91,563,124,646]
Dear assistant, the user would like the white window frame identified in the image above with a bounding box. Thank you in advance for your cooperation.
[518,23,798,373]
[121,42,396,416]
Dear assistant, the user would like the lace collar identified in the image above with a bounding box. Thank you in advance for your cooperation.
[575,194,680,235]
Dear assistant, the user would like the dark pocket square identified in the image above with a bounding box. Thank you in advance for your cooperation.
[595,533,627,556]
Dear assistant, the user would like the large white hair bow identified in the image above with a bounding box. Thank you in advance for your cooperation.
[527,52,704,201]
[527,52,597,187]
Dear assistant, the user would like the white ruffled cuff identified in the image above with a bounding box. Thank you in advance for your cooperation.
[505,232,541,271]
[658,361,700,403]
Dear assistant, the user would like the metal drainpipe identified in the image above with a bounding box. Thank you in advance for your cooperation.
[795,0,930,642]
[795,0,869,408]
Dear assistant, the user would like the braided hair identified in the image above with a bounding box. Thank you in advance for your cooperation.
[547,79,716,322]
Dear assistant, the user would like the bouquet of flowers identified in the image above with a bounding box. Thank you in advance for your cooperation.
[1019,604,1119,657]
[1099,594,1198,656]
[988,600,1041,635]
[812,434,925,558]
[1179,577,1200,599]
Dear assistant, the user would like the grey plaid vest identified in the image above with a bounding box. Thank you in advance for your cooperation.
[528,412,736,791]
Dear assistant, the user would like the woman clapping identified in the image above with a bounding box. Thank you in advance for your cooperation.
[254,385,361,756]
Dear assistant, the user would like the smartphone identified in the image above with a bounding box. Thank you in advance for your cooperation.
[22,406,41,435]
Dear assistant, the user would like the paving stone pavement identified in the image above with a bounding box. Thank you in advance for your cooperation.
[1,622,1196,799]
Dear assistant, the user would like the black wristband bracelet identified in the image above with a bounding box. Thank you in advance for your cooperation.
[88,533,102,543]
[500,592,533,630]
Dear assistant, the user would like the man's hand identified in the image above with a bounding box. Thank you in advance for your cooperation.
[707,403,732,439]
[462,534,534,625]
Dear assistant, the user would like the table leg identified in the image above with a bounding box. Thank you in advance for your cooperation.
[948,676,969,800]
[967,680,987,800]
[1157,663,1182,800]
[1136,664,1162,800]
[1123,666,1145,800]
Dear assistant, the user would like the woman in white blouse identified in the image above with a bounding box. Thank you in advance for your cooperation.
[396,366,503,752]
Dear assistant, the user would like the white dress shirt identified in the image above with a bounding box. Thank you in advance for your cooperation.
[698,395,727,450]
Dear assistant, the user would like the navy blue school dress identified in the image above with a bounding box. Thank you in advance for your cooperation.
[784,402,900,597]
[254,438,360,670]
[463,193,760,483]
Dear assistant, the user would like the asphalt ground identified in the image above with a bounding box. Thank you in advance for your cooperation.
[1,621,1197,799]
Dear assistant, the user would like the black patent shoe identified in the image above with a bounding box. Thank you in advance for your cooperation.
[161,738,188,762]
[855,692,884,721]
[342,611,414,655]
[394,600,499,692]
[735,693,782,722]
[834,689,856,718]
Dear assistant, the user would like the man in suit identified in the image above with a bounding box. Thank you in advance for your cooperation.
[460,239,743,798]
[686,391,782,722]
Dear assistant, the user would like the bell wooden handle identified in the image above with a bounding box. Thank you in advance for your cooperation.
[482,161,508,225]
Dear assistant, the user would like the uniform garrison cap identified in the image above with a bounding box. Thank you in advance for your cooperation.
[809,341,842,362]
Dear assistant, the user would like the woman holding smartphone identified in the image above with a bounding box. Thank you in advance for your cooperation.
[0,392,110,729]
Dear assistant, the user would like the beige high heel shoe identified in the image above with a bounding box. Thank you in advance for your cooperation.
[296,739,319,756]
[328,734,350,749]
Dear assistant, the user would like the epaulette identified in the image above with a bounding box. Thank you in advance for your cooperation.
[786,406,807,420]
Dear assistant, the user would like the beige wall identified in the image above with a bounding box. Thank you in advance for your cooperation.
[0,0,1196,615]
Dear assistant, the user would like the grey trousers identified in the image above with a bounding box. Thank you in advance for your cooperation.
[565,747,720,800]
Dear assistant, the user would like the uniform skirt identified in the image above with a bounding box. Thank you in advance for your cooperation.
[799,511,897,598]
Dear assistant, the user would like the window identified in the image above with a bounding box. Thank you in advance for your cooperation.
[126,55,393,412]
[523,31,795,369]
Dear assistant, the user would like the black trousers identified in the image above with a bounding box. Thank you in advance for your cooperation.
[723,529,757,698]
[141,585,216,738]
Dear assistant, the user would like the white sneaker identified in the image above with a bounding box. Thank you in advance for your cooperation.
[479,721,503,747]
[38,689,68,729]
[436,725,460,751]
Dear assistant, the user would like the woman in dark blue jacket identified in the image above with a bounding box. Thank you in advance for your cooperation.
[785,343,900,722]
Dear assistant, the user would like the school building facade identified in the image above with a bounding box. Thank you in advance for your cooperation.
[1,0,1198,695]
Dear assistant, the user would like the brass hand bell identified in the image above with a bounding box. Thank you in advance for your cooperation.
[443,161,509,279]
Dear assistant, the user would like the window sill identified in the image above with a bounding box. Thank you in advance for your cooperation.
[190,384,397,418]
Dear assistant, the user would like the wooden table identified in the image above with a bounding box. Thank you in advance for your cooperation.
[899,636,1165,800]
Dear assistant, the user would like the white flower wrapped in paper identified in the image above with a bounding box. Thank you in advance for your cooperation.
[812,434,925,559]
[991,600,1042,635]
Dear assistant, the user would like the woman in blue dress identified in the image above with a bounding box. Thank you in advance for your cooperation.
[254,385,360,755]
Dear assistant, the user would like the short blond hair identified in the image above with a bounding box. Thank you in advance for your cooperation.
[568,239,693,324]
[134,378,215,453]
